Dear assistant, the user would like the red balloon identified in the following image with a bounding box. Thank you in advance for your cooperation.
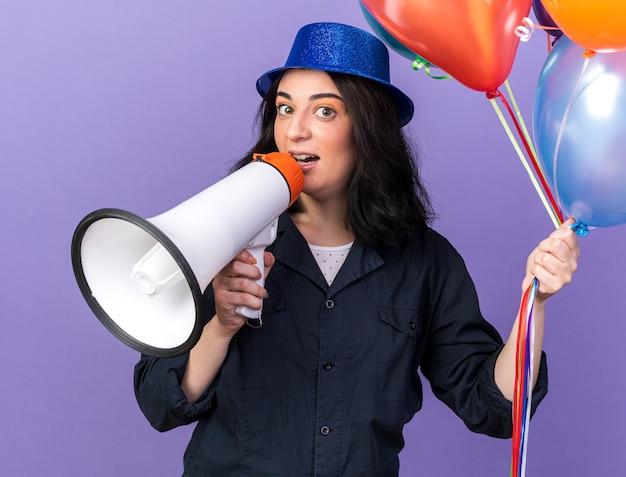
[361,0,533,92]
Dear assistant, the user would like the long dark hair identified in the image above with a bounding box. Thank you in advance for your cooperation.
[231,71,434,246]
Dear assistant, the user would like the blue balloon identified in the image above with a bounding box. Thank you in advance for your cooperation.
[533,36,626,228]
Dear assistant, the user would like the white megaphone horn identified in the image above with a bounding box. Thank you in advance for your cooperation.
[71,153,304,357]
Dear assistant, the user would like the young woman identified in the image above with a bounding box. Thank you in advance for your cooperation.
[134,22,579,476]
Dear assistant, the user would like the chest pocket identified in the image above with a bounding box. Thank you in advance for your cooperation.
[220,291,286,390]
[376,305,422,402]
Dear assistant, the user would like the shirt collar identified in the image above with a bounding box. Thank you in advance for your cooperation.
[271,212,384,293]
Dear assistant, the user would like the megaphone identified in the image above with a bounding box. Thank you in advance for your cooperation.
[71,153,304,357]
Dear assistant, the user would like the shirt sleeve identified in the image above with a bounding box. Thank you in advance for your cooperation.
[133,352,218,432]
[133,289,218,432]
[420,246,548,439]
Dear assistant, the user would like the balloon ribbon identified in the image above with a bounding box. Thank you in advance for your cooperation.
[411,57,452,80]
[510,278,537,477]
[487,85,565,227]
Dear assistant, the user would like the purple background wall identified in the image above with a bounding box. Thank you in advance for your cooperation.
[2,1,625,476]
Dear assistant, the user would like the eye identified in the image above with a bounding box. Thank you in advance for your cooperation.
[314,106,335,119]
[277,104,293,116]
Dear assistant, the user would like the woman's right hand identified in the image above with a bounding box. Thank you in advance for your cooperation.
[182,249,273,403]
[211,250,274,335]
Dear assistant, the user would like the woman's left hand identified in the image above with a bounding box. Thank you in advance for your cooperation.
[523,217,581,302]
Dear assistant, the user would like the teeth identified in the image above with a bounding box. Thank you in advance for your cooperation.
[292,154,318,163]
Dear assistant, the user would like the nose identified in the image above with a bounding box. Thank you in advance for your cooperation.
[285,111,311,142]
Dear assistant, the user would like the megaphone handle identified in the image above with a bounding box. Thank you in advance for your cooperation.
[234,218,278,327]
[235,244,266,325]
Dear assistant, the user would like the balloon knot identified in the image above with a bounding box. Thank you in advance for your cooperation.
[582,49,596,58]
[568,221,590,237]
[486,90,501,100]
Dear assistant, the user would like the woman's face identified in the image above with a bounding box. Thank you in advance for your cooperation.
[273,69,356,202]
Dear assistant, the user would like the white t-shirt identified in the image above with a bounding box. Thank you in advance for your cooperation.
[308,242,354,285]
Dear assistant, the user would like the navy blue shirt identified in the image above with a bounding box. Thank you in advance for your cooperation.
[134,213,548,476]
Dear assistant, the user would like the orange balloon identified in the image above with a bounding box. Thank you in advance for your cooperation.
[541,0,626,52]
[361,0,533,92]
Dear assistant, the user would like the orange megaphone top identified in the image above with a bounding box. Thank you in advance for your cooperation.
[253,152,304,206]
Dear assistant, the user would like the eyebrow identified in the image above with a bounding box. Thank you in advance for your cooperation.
[277,91,344,102]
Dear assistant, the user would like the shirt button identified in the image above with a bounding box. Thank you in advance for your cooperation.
[325,299,335,309]
[320,426,330,436]
[408,322,416,330]
[323,362,333,371]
